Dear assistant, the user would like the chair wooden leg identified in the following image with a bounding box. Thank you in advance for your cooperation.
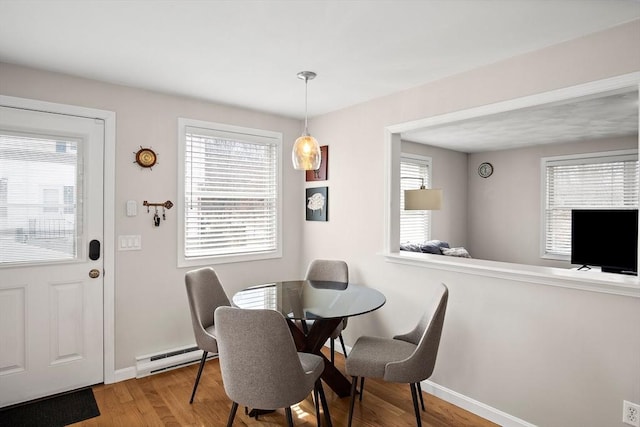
[339,334,348,358]
[226,401,238,427]
[316,380,333,427]
[359,377,365,401]
[189,351,208,403]
[409,383,422,427]
[348,376,358,427]
[330,338,335,364]
[416,382,425,411]
[285,407,294,427]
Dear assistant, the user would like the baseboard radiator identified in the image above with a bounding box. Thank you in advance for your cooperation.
[135,345,217,378]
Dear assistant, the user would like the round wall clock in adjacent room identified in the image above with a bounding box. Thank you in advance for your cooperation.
[478,162,493,178]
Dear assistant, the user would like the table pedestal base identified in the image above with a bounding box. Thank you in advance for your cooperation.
[287,317,351,398]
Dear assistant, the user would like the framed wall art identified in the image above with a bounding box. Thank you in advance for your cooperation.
[306,186,328,221]
[306,145,328,181]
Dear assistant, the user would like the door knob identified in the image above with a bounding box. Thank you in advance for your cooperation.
[89,269,100,279]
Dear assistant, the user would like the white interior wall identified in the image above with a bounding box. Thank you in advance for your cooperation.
[304,20,640,427]
[0,63,305,369]
[399,134,638,267]
[401,140,469,248]
[467,135,638,265]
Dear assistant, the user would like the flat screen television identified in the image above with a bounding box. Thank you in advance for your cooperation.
[571,209,638,275]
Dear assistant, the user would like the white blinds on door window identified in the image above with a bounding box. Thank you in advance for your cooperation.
[400,156,432,244]
[0,133,80,264]
[184,127,278,259]
[544,151,639,257]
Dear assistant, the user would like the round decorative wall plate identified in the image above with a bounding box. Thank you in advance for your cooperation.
[134,147,157,168]
[478,162,493,178]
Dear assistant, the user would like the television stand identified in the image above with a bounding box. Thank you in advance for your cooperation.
[572,265,637,276]
[601,266,638,276]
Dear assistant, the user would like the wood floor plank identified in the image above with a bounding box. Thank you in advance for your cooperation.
[74,352,498,426]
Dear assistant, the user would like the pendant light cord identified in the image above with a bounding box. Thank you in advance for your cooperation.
[304,77,309,135]
[296,71,316,137]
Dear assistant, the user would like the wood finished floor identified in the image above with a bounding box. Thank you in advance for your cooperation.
[73,351,498,427]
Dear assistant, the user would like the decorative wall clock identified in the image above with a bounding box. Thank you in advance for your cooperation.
[478,162,493,178]
[134,146,158,169]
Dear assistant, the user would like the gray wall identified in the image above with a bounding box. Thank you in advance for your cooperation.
[304,20,640,427]
[468,135,638,266]
[401,140,468,247]
[402,134,638,267]
[0,62,305,369]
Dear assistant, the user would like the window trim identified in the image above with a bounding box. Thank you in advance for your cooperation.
[177,118,283,267]
[539,149,639,261]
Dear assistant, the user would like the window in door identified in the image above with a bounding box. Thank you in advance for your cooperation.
[0,133,81,264]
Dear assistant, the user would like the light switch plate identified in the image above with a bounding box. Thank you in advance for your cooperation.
[126,200,137,216]
[118,235,141,251]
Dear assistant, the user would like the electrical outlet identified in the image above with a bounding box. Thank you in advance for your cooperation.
[623,400,640,427]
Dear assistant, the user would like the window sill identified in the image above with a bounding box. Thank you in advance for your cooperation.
[178,250,281,268]
[383,251,640,298]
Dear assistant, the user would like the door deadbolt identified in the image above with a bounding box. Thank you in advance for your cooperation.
[89,269,100,279]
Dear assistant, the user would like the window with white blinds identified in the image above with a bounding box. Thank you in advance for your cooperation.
[178,119,282,265]
[542,149,639,258]
[400,154,432,243]
[0,133,79,264]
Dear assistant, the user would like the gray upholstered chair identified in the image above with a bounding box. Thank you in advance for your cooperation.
[304,259,349,363]
[214,306,332,427]
[345,283,448,427]
[184,267,231,403]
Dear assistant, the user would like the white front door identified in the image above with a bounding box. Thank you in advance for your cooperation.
[0,106,104,407]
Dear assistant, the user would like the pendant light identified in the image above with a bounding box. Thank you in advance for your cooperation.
[404,187,443,210]
[292,71,321,170]
[402,177,443,210]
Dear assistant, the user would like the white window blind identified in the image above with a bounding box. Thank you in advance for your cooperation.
[400,155,432,243]
[543,150,639,258]
[181,120,281,263]
[0,133,79,264]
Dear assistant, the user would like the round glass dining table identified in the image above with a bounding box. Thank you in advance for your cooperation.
[232,280,386,320]
[232,280,386,397]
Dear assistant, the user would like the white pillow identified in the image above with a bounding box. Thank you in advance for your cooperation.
[441,247,471,258]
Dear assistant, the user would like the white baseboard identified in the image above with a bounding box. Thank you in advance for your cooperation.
[113,366,136,383]
[420,380,536,427]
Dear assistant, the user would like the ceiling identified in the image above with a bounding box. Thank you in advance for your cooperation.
[0,0,640,152]
[1,0,639,121]
[403,90,640,153]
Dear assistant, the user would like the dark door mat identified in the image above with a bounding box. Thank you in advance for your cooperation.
[0,387,100,427]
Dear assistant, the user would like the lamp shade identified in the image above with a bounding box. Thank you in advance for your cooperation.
[404,188,443,210]
[292,134,321,170]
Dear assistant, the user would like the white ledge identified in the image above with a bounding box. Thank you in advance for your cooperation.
[384,251,640,298]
